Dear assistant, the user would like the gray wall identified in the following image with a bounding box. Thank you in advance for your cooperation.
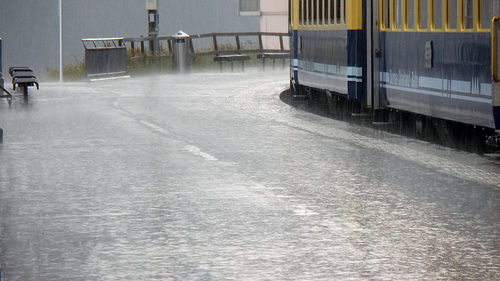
[0,0,260,80]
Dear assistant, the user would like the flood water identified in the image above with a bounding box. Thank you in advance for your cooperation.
[0,71,499,280]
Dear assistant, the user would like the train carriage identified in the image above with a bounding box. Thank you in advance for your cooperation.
[289,0,500,145]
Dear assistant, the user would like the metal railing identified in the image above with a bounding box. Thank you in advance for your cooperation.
[83,32,291,75]
[121,32,290,57]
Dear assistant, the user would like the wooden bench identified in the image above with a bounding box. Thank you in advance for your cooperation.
[214,54,250,72]
[257,52,290,70]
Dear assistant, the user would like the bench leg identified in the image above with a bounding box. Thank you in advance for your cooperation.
[242,61,245,72]
[220,61,223,72]
[231,62,234,72]
[262,58,266,71]
[273,59,276,71]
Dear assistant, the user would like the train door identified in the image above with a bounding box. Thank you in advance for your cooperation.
[493,1,500,133]
[366,0,383,114]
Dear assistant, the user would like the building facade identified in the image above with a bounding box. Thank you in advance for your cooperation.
[0,0,287,80]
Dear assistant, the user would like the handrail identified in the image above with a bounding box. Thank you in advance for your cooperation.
[492,16,499,82]
[90,32,291,59]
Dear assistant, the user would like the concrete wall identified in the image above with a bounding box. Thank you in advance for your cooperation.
[260,0,288,49]
[0,0,261,80]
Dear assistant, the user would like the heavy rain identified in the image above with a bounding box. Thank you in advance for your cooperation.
[0,0,499,280]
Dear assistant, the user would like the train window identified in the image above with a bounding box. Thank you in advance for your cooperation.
[448,0,457,29]
[343,0,346,24]
[432,0,443,29]
[480,0,491,30]
[307,0,312,24]
[419,0,428,29]
[336,0,341,23]
[407,0,416,29]
[330,0,335,24]
[382,0,390,29]
[324,0,328,24]
[299,0,303,25]
[462,0,473,29]
[314,0,318,24]
[395,0,403,29]
[319,0,324,24]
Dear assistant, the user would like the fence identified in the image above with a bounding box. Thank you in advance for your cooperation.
[83,32,290,76]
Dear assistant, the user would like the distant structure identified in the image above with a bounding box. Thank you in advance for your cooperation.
[259,0,289,49]
[0,0,288,80]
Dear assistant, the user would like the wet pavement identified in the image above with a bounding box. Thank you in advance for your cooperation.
[0,70,499,280]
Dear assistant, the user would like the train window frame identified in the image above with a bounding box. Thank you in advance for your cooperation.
[377,0,491,32]
[294,0,347,29]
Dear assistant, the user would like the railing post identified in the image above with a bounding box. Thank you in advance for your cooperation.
[279,35,284,51]
[131,41,135,57]
[235,35,241,53]
[258,33,263,52]
[213,35,218,54]
[140,40,146,65]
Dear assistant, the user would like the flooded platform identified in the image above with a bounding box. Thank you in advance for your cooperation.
[0,71,499,280]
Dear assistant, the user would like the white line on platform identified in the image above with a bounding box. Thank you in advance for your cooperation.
[183,145,218,161]
[89,75,131,82]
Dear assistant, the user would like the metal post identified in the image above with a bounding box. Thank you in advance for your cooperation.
[172,31,190,73]
[59,0,63,82]
[493,0,500,133]
[0,38,3,86]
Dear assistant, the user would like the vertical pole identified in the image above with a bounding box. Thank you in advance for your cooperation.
[59,0,63,82]
[493,0,500,133]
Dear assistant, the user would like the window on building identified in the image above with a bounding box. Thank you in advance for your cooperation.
[480,0,491,29]
[433,0,443,29]
[448,0,458,29]
[419,0,428,29]
[239,0,260,16]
